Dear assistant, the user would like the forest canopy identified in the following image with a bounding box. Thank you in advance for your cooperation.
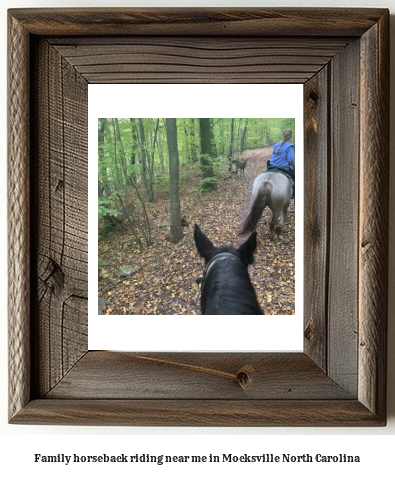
[99,118,295,197]
[98,118,294,240]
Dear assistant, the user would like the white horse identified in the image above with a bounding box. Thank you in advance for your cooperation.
[240,171,293,240]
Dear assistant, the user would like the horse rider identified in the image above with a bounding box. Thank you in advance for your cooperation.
[266,128,295,199]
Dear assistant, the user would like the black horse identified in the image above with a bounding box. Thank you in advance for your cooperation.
[193,224,263,315]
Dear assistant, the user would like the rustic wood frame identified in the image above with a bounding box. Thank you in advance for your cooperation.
[8,8,389,426]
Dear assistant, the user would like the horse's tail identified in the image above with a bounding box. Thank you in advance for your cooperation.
[239,182,272,235]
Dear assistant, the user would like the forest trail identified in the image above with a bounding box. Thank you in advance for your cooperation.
[98,146,295,315]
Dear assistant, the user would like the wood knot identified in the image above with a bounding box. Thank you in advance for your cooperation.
[43,258,65,291]
[308,91,319,103]
[236,365,255,390]
[304,323,314,341]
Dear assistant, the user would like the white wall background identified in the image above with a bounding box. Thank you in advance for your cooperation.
[1,0,394,475]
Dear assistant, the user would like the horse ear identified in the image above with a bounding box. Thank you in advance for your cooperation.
[193,224,216,262]
[238,232,257,266]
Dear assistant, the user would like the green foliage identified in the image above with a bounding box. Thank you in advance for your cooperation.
[200,175,218,192]
[98,197,119,217]
[247,135,263,149]
[186,187,201,194]
[98,117,296,197]
[154,173,170,193]
[98,117,296,211]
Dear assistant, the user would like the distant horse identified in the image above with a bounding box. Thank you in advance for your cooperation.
[240,170,293,240]
[193,224,263,315]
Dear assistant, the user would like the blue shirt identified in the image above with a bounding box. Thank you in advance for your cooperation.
[269,141,295,170]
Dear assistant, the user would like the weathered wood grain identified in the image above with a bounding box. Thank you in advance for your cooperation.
[8,8,387,37]
[46,352,353,400]
[31,39,88,397]
[8,12,31,421]
[303,68,329,370]
[50,37,350,84]
[359,13,389,421]
[11,399,383,427]
[327,40,360,396]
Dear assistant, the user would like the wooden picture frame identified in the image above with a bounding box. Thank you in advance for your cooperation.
[8,8,389,426]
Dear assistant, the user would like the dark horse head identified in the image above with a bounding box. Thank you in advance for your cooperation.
[193,224,263,315]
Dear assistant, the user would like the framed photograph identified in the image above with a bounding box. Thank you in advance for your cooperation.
[89,85,304,352]
[8,8,389,426]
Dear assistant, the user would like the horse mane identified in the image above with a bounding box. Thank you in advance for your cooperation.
[200,254,263,315]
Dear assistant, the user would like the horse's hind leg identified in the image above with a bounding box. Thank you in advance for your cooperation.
[274,202,289,239]
[282,202,289,223]
[278,203,289,234]
[269,211,281,240]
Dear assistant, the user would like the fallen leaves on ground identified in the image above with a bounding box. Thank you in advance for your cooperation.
[98,147,295,315]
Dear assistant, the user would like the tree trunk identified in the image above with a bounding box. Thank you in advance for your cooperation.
[241,118,249,152]
[98,118,111,193]
[236,118,242,153]
[158,130,165,172]
[165,118,183,243]
[129,118,138,180]
[111,118,121,192]
[190,118,198,162]
[137,118,155,203]
[114,118,128,207]
[199,118,215,192]
[220,118,225,156]
[210,119,218,158]
[228,118,235,159]
[150,118,160,185]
